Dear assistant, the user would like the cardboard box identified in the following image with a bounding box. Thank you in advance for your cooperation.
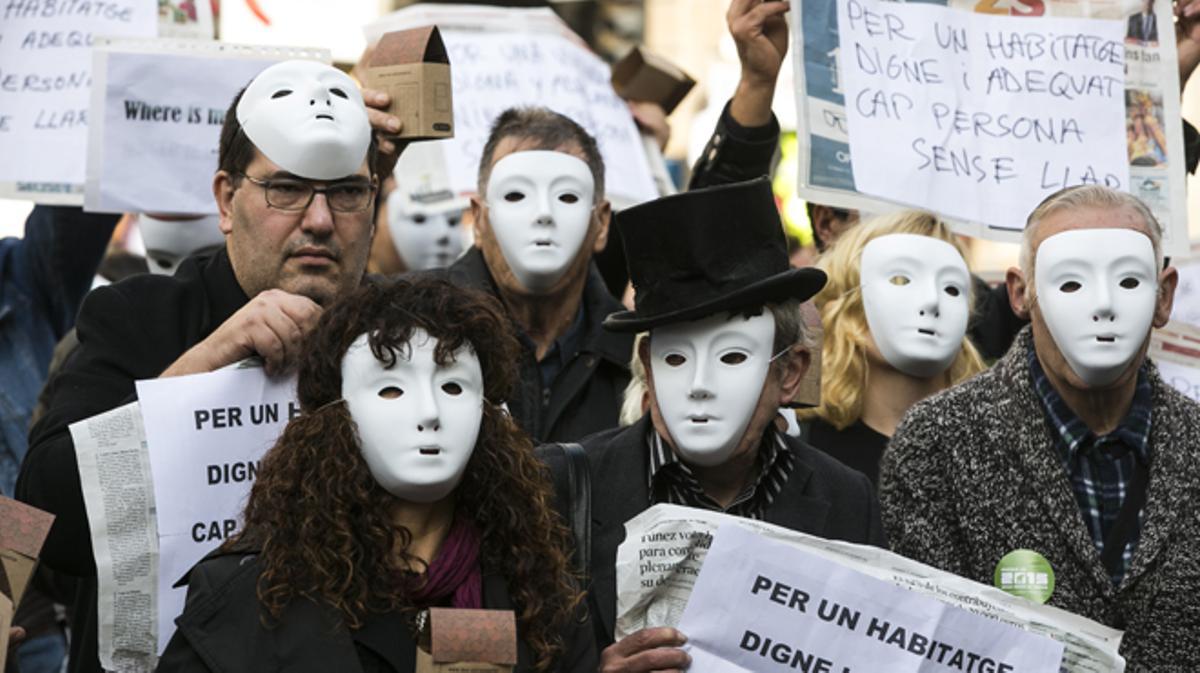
[611,46,696,115]
[0,497,55,671]
[365,26,454,140]
[414,608,517,673]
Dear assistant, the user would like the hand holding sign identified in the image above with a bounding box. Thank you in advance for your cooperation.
[162,289,322,378]
[599,627,690,673]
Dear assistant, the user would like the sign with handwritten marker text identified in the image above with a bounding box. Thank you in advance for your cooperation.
[836,0,1127,232]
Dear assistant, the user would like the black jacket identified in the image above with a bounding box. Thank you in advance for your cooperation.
[446,247,633,443]
[575,416,886,647]
[156,550,598,673]
[17,248,249,673]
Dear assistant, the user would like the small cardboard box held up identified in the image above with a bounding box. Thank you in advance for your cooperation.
[0,497,56,670]
[365,26,454,141]
[611,46,696,115]
[414,608,517,673]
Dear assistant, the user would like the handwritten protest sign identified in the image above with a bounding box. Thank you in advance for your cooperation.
[791,0,1189,255]
[136,365,297,653]
[0,0,157,203]
[680,524,1066,672]
[85,39,327,214]
[366,5,658,209]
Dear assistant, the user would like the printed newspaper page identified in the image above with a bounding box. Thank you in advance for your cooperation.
[616,504,1124,673]
[72,402,158,673]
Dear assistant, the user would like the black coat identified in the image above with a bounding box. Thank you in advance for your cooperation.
[446,248,633,443]
[156,550,598,673]
[575,416,886,647]
[17,248,249,673]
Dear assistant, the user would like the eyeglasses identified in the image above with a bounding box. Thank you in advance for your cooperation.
[237,174,378,213]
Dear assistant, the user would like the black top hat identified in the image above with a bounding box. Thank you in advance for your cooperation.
[604,177,826,333]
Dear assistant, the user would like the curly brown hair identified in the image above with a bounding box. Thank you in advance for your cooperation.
[231,278,581,671]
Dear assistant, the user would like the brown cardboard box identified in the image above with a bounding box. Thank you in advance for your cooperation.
[414,608,516,673]
[365,26,454,140]
[611,46,696,115]
[0,497,55,670]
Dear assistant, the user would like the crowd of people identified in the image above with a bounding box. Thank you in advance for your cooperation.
[4,0,1200,671]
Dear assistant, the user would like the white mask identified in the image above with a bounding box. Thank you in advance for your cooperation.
[649,311,776,467]
[236,60,371,180]
[387,190,466,271]
[485,150,595,293]
[861,234,971,378]
[1035,228,1158,387]
[137,214,224,276]
[341,329,485,503]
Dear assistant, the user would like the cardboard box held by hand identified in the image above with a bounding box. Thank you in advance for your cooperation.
[365,26,454,141]
[611,46,696,115]
[415,608,517,673]
[0,496,56,669]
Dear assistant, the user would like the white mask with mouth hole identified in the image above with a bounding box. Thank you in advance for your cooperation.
[1035,228,1158,387]
[485,150,595,293]
[236,60,371,180]
[649,311,776,467]
[138,214,224,276]
[861,234,970,378]
[341,329,484,503]
[386,190,466,271]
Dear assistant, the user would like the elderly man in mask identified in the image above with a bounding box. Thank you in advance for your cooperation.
[17,60,403,673]
[569,178,884,672]
[882,185,1200,668]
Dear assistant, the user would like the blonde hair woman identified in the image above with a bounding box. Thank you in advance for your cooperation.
[800,211,986,486]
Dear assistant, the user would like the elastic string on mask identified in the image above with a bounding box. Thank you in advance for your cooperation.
[769,345,794,362]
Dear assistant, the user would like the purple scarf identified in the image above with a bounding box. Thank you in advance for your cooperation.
[408,517,483,609]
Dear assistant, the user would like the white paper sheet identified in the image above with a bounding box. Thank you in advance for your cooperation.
[837,0,1127,232]
[616,505,1126,672]
[84,39,326,214]
[0,0,157,201]
[72,402,158,673]
[680,524,1064,673]
[136,365,297,654]
[365,5,659,209]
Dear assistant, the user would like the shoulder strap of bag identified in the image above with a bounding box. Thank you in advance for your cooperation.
[553,442,591,579]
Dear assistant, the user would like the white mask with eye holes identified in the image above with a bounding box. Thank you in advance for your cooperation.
[137,214,224,276]
[341,329,485,503]
[387,190,466,271]
[649,311,776,467]
[1035,228,1158,387]
[236,60,371,180]
[861,234,971,378]
[485,150,595,293]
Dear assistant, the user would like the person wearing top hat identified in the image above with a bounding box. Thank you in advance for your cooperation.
[564,178,885,672]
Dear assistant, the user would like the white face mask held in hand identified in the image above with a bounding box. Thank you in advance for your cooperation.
[1035,228,1158,387]
[861,233,970,378]
[649,311,777,467]
[485,150,595,293]
[341,329,484,503]
[236,60,371,180]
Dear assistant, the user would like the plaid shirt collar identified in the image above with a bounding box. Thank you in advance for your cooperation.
[646,424,793,517]
[1028,348,1153,466]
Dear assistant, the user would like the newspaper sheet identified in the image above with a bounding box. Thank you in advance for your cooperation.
[790,0,1189,256]
[71,402,158,673]
[616,504,1125,673]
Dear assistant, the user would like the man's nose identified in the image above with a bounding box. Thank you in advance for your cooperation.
[301,192,335,236]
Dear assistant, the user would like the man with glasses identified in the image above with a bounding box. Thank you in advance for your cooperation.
[16,60,399,673]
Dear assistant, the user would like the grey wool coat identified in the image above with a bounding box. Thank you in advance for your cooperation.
[881,327,1200,671]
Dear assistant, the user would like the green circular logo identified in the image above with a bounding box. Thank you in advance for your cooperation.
[994,549,1055,603]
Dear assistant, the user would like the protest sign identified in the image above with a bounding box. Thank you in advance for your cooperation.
[365,4,659,209]
[72,401,158,673]
[1149,320,1200,402]
[85,38,328,214]
[790,0,1189,255]
[617,505,1126,672]
[0,0,157,204]
[681,524,1063,672]
[136,364,297,653]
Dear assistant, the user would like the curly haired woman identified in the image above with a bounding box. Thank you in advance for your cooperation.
[157,278,596,672]
[799,211,986,487]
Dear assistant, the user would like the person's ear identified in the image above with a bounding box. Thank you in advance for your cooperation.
[1006,267,1031,320]
[213,171,236,236]
[776,345,812,405]
[469,194,489,241]
[591,199,612,254]
[1154,266,1178,328]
